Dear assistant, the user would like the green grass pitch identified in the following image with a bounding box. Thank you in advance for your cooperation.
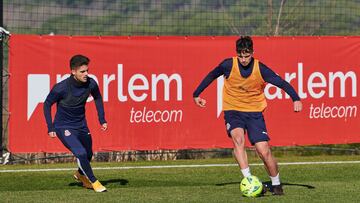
[1,155,360,202]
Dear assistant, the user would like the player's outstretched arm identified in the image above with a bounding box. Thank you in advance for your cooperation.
[43,86,62,135]
[194,97,207,108]
[91,79,107,125]
[294,100,303,112]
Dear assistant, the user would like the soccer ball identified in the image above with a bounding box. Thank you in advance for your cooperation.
[240,175,263,197]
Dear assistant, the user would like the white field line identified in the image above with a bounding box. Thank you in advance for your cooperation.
[1,160,360,173]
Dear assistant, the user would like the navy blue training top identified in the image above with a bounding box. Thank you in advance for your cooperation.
[43,76,106,133]
[193,57,300,101]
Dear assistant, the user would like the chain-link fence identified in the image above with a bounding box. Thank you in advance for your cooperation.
[5,0,360,36]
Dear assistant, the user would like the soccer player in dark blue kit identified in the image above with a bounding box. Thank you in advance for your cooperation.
[43,55,108,192]
[193,36,302,195]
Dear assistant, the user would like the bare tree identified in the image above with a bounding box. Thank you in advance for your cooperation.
[267,0,273,35]
[219,0,240,35]
[274,0,286,36]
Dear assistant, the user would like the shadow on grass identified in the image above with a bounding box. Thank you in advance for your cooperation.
[102,179,129,186]
[216,181,315,190]
[69,178,211,188]
[69,179,129,187]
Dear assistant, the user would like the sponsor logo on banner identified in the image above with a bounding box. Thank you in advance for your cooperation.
[27,64,183,123]
[28,62,358,121]
[9,36,360,153]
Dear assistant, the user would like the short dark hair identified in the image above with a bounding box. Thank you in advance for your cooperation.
[70,54,90,70]
[236,36,253,54]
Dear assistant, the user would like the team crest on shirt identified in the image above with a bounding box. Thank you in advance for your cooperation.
[64,130,71,136]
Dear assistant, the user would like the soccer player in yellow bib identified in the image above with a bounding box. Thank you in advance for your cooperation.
[193,36,302,195]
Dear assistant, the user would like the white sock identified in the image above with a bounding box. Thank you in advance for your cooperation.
[241,167,251,178]
[270,173,281,185]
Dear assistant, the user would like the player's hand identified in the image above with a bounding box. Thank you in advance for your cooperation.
[294,100,303,112]
[101,123,108,131]
[194,97,206,108]
[48,131,57,138]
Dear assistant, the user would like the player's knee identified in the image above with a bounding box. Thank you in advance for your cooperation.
[257,148,272,160]
[232,136,245,147]
[74,150,88,160]
[87,152,93,160]
[231,132,245,147]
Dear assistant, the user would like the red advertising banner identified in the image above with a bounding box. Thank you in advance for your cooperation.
[9,35,360,153]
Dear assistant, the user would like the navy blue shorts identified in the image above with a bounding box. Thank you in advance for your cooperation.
[55,127,93,159]
[224,110,269,145]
